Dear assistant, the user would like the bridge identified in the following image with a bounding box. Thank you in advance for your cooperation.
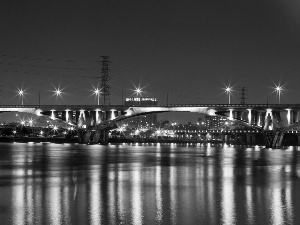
[1,104,300,147]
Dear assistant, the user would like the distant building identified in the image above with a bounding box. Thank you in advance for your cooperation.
[124,97,158,126]
[203,115,227,129]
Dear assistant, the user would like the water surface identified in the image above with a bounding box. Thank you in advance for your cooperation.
[0,142,300,225]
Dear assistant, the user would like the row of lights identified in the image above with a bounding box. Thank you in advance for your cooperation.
[16,83,284,105]
[16,85,144,105]
[224,84,283,104]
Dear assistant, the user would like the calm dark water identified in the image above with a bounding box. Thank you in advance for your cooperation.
[0,142,300,225]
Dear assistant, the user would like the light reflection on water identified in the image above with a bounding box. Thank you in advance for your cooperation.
[0,143,300,224]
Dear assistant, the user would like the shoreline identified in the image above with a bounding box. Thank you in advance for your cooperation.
[0,136,296,146]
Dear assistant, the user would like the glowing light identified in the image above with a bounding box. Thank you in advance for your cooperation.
[272,84,284,104]
[53,126,58,132]
[28,119,33,126]
[117,126,125,132]
[132,83,145,97]
[13,130,17,135]
[224,85,233,104]
[17,88,26,105]
[135,88,142,95]
[52,87,64,104]
[54,88,62,96]
[92,87,101,105]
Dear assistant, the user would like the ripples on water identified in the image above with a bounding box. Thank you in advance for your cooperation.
[0,143,300,225]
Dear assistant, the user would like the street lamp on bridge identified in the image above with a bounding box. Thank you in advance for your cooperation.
[17,88,25,105]
[92,88,101,105]
[134,87,143,97]
[274,85,283,104]
[224,86,233,104]
[53,87,63,105]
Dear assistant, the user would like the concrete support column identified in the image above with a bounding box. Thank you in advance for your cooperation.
[75,111,80,124]
[109,110,118,120]
[50,110,56,120]
[253,111,258,126]
[225,134,230,143]
[100,130,109,144]
[221,134,225,143]
[93,129,101,143]
[234,134,238,143]
[95,110,101,124]
[286,109,292,125]
[84,111,91,127]
[246,134,255,144]
[264,109,273,130]
[229,109,234,120]
[292,110,297,123]
[296,111,300,122]
[84,129,92,143]
[65,110,70,123]
[79,110,85,120]
[78,110,86,127]
[257,112,261,126]
[247,109,252,125]
[90,111,96,126]
[246,134,250,144]
[105,111,110,120]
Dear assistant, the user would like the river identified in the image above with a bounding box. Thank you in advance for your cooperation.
[0,142,299,224]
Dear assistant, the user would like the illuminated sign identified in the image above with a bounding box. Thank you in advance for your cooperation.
[126,97,157,102]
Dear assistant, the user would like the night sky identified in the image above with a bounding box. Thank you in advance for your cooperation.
[1,0,300,122]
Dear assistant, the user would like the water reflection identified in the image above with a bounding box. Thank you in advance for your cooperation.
[169,154,177,225]
[0,143,300,224]
[132,166,143,225]
[221,149,236,225]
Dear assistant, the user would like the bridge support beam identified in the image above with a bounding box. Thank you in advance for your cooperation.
[263,131,284,148]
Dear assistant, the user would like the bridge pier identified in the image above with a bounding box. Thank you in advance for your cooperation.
[92,129,101,142]
[81,128,109,144]
[246,134,256,145]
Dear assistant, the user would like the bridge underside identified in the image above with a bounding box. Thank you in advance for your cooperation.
[1,104,300,147]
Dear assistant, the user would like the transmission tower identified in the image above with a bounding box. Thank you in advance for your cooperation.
[100,56,110,106]
[238,86,248,104]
